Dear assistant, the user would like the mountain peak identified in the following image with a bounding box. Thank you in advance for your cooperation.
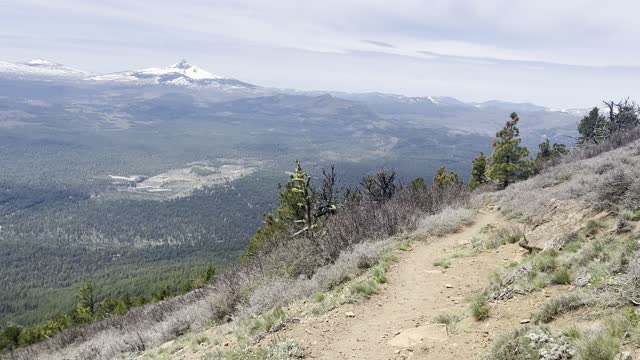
[24,59,59,66]
[171,59,192,70]
[87,61,257,89]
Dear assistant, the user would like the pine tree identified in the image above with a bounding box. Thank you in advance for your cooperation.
[243,161,317,259]
[74,280,95,323]
[433,165,462,189]
[486,112,530,188]
[467,152,488,191]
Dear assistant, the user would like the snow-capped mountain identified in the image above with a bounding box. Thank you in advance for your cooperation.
[0,59,88,79]
[89,60,257,89]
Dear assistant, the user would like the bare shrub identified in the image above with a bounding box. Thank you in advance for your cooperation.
[621,255,640,304]
[594,169,633,209]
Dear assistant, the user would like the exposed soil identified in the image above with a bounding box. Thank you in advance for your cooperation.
[272,210,566,360]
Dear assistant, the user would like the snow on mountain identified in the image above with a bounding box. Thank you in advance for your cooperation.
[0,59,88,79]
[89,60,257,89]
[545,108,589,117]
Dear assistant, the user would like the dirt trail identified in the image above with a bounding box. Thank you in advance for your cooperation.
[279,210,561,360]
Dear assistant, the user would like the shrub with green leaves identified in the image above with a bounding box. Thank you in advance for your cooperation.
[584,220,605,237]
[551,269,572,285]
[485,327,538,360]
[471,294,490,321]
[311,292,325,303]
[433,258,451,269]
[352,281,378,298]
[528,251,558,273]
[532,294,585,324]
[576,333,621,360]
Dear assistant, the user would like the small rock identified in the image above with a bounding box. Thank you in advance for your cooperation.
[445,284,453,288]
[520,319,530,324]
[345,311,355,318]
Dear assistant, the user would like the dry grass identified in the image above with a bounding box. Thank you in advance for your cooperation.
[417,207,475,237]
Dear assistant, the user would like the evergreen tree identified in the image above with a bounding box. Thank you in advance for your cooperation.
[410,177,426,190]
[433,165,462,189]
[536,139,568,161]
[533,139,568,174]
[74,280,95,323]
[192,264,218,289]
[578,100,639,145]
[2,323,22,350]
[578,107,607,144]
[486,112,530,188]
[467,152,488,191]
[243,161,317,259]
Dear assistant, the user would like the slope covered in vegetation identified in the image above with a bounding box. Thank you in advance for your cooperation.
[3,100,640,359]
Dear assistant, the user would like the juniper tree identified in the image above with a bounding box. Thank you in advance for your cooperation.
[604,98,639,134]
[578,107,608,144]
[579,100,640,145]
[486,112,530,188]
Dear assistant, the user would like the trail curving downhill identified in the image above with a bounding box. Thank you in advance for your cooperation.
[277,210,559,359]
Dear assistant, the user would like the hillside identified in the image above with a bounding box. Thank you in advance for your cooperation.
[0,59,581,327]
[137,130,640,360]
[5,114,640,359]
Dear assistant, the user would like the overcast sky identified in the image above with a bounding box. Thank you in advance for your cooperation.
[2,0,639,108]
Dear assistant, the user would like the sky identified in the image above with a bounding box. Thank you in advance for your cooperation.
[2,0,639,108]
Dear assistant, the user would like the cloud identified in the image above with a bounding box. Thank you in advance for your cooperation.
[363,40,394,48]
[2,0,640,107]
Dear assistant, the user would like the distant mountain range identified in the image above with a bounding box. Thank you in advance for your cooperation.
[0,58,587,116]
[0,59,255,89]
[0,59,88,79]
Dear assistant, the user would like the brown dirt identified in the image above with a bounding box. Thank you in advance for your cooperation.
[273,210,565,360]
